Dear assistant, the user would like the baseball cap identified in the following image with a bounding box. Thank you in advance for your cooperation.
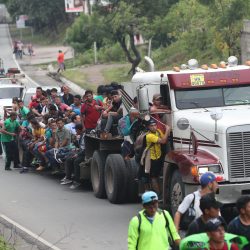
[142,191,158,204]
[205,218,226,232]
[153,94,162,100]
[146,118,157,126]
[200,172,216,186]
[200,193,223,211]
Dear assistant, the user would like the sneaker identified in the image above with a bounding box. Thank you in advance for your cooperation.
[5,168,12,171]
[36,166,45,171]
[51,170,60,175]
[31,159,39,166]
[20,167,29,174]
[13,164,22,169]
[60,179,72,185]
[60,176,67,182]
[70,182,81,189]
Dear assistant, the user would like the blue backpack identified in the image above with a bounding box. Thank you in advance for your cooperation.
[118,115,136,136]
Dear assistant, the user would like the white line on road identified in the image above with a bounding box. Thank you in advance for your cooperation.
[0,214,61,250]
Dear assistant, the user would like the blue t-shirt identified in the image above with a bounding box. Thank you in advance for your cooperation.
[70,104,81,115]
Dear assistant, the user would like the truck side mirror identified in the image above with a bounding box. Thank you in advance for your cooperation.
[137,87,149,113]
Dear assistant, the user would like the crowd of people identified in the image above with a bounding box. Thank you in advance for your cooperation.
[128,173,250,250]
[0,83,133,189]
[0,81,174,193]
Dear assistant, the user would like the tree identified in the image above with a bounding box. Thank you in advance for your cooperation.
[6,0,68,33]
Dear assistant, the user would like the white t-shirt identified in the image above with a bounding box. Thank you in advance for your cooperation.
[65,122,76,135]
[177,190,202,219]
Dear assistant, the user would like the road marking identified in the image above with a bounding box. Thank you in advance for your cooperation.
[5,23,39,87]
[0,214,61,250]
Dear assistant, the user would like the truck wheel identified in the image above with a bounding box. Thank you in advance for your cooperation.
[91,151,107,199]
[105,154,127,204]
[125,159,139,203]
[169,169,185,216]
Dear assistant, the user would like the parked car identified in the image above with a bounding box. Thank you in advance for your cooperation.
[0,84,25,119]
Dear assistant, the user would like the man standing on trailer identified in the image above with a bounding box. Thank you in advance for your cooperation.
[139,118,170,197]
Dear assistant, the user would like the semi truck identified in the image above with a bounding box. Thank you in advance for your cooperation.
[80,56,250,215]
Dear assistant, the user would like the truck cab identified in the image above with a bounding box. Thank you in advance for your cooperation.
[130,57,250,214]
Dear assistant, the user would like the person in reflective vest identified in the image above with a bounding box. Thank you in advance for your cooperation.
[180,218,249,250]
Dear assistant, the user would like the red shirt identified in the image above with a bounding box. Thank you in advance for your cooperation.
[81,100,102,129]
[210,242,239,250]
[57,52,64,63]
[29,101,39,109]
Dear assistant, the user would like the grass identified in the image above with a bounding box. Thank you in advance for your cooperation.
[102,65,131,84]
[61,68,93,90]
[0,237,12,250]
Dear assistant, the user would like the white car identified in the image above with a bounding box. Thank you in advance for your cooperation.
[0,84,25,119]
[23,86,62,106]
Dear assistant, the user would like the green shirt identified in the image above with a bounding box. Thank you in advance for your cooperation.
[20,106,30,120]
[1,118,19,142]
[180,232,249,250]
[128,209,180,250]
[94,95,104,102]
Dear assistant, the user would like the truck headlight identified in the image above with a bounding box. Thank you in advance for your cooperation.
[198,164,222,174]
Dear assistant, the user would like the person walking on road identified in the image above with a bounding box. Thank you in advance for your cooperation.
[57,50,66,73]
[128,191,180,250]
[174,171,219,231]
[1,112,20,170]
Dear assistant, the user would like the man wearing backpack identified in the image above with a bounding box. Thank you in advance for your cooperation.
[128,191,180,250]
[174,172,219,231]
[139,118,170,195]
[186,193,226,236]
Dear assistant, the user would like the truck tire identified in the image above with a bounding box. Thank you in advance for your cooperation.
[91,150,107,199]
[169,169,185,216]
[125,159,139,203]
[105,154,127,204]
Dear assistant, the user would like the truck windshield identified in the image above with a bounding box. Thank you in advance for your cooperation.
[0,88,24,99]
[175,85,250,109]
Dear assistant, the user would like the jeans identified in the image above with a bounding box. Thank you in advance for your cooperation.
[33,142,47,166]
[101,114,123,132]
[45,148,60,168]
[3,140,19,169]
[65,152,85,182]
[20,139,33,167]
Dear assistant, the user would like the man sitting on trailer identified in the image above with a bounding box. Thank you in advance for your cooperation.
[61,124,85,189]
[100,90,123,139]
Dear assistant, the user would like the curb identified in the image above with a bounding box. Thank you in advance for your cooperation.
[59,76,85,96]
[0,214,61,250]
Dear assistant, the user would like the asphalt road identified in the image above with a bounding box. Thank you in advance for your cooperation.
[0,15,140,250]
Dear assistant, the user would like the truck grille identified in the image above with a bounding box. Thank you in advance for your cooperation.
[227,125,250,182]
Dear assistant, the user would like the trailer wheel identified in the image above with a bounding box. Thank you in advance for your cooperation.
[91,151,107,199]
[169,169,185,216]
[125,159,139,203]
[105,154,127,204]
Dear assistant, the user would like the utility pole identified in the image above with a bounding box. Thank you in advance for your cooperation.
[94,41,97,64]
